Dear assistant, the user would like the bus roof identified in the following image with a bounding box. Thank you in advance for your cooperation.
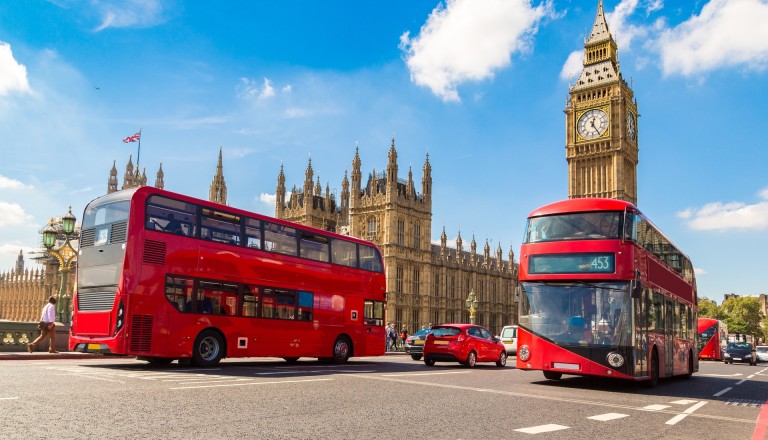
[528,198,637,218]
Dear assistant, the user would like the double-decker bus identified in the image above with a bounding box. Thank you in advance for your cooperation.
[517,198,697,386]
[70,187,386,367]
[698,318,726,361]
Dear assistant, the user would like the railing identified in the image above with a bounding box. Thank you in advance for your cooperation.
[0,320,69,352]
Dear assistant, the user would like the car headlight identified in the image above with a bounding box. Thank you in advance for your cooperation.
[724,353,731,358]
[518,345,531,361]
[607,352,624,368]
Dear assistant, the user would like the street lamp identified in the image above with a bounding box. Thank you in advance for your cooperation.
[40,206,78,324]
[465,289,479,325]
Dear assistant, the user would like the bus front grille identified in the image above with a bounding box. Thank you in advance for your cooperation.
[110,221,128,243]
[130,315,153,353]
[80,229,96,247]
[77,289,117,311]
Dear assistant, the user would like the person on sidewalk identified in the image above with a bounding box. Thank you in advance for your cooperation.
[28,296,58,353]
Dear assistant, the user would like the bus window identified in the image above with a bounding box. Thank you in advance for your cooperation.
[364,300,385,326]
[359,244,383,272]
[244,218,262,249]
[198,280,239,315]
[300,232,330,262]
[262,287,296,320]
[165,275,194,312]
[201,208,241,245]
[242,285,259,317]
[146,195,197,237]
[264,222,298,256]
[297,291,313,321]
[331,238,358,268]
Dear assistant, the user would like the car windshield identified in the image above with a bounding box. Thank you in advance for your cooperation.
[525,211,622,243]
[757,347,768,353]
[412,328,431,338]
[727,343,752,350]
[431,327,461,337]
[501,327,516,338]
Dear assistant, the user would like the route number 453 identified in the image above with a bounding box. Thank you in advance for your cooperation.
[590,256,611,270]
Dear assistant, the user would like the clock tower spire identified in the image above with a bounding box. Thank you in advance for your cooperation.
[565,0,638,205]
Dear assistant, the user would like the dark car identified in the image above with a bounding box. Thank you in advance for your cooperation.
[404,328,432,360]
[724,342,757,365]
[423,323,507,368]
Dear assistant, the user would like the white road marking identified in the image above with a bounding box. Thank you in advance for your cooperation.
[54,373,126,383]
[174,378,257,385]
[666,401,707,425]
[256,369,375,375]
[671,400,698,405]
[700,373,742,377]
[642,404,670,411]
[0,397,20,401]
[736,379,747,385]
[514,424,569,434]
[381,371,469,377]
[588,413,629,421]
[713,387,733,397]
[170,378,332,390]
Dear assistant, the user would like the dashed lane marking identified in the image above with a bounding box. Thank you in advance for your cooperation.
[255,369,376,375]
[588,413,629,422]
[726,399,765,408]
[714,387,733,397]
[642,404,671,411]
[736,379,747,385]
[700,373,743,377]
[381,371,470,377]
[0,397,19,401]
[170,378,333,390]
[666,401,707,426]
[514,424,569,434]
[671,400,698,405]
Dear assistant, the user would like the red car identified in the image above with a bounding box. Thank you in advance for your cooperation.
[423,324,507,368]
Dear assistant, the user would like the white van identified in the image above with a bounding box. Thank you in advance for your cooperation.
[499,325,518,355]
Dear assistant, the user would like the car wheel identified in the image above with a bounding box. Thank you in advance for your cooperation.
[424,358,435,366]
[496,351,507,367]
[463,351,477,368]
[411,354,422,361]
[192,329,224,367]
[543,371,562,380]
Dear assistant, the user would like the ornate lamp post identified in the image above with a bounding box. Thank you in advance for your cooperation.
[41,206,78,324]
[465,289,479,325]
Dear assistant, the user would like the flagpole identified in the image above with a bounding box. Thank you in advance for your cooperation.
[136,128,142,170]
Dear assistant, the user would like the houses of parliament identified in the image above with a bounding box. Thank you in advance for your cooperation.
[2,1,645,332]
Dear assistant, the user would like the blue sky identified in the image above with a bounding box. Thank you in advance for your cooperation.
[1,0,767,304]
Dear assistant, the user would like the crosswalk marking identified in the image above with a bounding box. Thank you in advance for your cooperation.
[588,413,629,421]
[514,424,569,434]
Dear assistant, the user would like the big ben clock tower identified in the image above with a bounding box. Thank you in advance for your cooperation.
[565,0,638,205]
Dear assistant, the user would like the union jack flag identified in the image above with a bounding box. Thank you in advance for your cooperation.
[122,132,141,143]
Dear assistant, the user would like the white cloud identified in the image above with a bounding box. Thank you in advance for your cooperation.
[282,84,293,93]
[560,50,583,81]
[258,193,277,207]
[678,188,768,231]
[657,0,768,76]
[237,77,283,101]
[401,0,553,102]
[0,42,31,96]
[91,0,167,31]
[259,78,275,99]
[694,267,707,275]
[0,201,33,227]
[0,243,39,270]
[0,175,32,190]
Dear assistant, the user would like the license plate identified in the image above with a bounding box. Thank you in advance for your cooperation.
[87,343,101,351]
[732,357,742,361]
[414,340,424,345]
[433,340,449,345]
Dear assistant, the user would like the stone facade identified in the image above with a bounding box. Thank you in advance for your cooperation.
[565,0,639,205]
[276,139,518,334]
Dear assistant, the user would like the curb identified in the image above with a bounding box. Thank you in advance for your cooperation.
[0,352,101,361]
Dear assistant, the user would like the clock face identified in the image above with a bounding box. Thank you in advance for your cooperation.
[577,109,609,139]
[627,112,636,141]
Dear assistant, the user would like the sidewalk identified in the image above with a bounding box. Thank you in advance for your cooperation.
[0,350,100,361]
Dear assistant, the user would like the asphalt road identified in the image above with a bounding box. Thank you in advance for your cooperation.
[1,355,766,439]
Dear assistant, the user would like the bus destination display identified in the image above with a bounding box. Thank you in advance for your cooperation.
[529,253,615,274]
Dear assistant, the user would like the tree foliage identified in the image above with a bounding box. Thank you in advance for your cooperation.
[698,299,724,320]
[720,296,764,341]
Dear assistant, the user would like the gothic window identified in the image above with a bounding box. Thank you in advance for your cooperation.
[413,222,421,250]
[367,216,377,241]
[397,218,405,246]
[412,268,420,295]
[395,265,404,293]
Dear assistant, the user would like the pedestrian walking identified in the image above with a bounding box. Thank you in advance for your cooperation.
[28,296,58,353]
[400,327,408,351]
[388,323,398,351]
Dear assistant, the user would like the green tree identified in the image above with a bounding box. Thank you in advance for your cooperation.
[698,298,724,320]
[721,296,764,341]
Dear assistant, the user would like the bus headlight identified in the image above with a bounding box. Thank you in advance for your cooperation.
[607,352,624,368]
[518,345,531,362]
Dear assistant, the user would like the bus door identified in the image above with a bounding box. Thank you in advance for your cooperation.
[664,297,675,376]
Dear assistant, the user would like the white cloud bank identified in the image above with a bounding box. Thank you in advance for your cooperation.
[0,201,32,227]
[0,42,30,96]
[0,175,32,190]
[401,0,553,102]
[92,0,167,31]
[658,0,768,76]
[677,188,768,231]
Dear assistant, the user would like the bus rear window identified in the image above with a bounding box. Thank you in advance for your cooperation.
[83,200,130,229]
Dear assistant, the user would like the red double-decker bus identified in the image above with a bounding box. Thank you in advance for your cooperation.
[698,318,726,361]
[70,187,386,367]
[516,198,698,386]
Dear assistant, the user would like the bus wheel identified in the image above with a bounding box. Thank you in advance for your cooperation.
[463,351,477,368]
[411,354,422,361]
[496,351,507,367]
[193,329,224,367]
[645,349,659,388]
[683,351,693,379]
[332,336,352,364]
[543,371,562,380]
[283,357,299,364]
[146,357,173,367]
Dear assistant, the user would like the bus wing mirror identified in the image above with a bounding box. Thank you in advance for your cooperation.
[630,278,642,298]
